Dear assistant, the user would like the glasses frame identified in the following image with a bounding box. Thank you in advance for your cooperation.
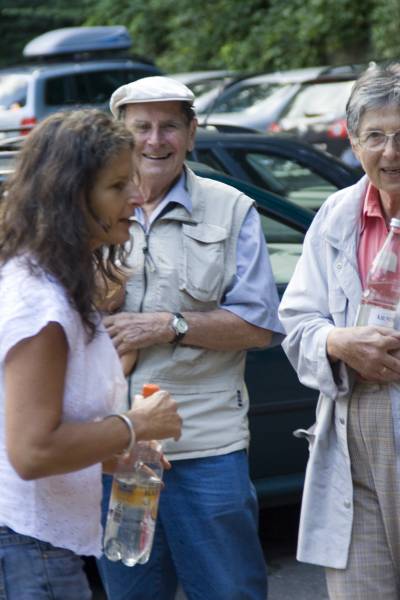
[357,130,400,152]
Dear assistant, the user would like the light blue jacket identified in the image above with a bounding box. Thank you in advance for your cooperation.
[279,176,369,568]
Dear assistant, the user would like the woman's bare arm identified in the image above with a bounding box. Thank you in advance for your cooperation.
[4,323,180,479]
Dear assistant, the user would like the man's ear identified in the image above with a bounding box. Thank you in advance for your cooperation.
[187,118,198,152]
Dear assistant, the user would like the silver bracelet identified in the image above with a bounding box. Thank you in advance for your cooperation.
[106,413,135,457]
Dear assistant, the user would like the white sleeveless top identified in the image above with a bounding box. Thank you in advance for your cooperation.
[0,257,127,556]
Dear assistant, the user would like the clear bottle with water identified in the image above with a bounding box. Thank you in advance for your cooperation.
[355,217,400,328]
[103,385,163,567]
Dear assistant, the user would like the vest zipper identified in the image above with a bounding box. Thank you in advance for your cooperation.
[139,232,157,312]
[128,230,156,407]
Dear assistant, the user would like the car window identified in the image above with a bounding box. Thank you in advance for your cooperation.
[257,210,304,285]
[0,74,29,110]
[283,80,354,120]
[189,78,230,97]
[213,82,290,114]
[45,69,154,106]
[191,148,227,173]
[243,151,336,210]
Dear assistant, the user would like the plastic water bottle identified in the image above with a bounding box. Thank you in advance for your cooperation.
[103,384,163,567]
[355,217,400,328]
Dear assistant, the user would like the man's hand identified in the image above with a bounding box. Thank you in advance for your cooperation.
[327,326,400,382]
[104,312,173,356]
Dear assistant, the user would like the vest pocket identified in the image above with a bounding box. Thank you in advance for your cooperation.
[180,223,228,302]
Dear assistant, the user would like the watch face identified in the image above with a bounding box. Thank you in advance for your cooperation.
[176,318,188,334]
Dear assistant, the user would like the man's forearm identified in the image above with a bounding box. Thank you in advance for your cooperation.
[104,309,273,355]
[181,308,272,351]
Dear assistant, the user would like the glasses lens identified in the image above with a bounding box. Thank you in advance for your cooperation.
[360,131,400,150]
[363,132,386,149]
[394,132,400,148]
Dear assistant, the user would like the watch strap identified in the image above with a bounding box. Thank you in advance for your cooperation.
[170,312,188,344]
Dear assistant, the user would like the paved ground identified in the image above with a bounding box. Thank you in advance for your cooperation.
[266,545,328,599]
[262,505,329,600]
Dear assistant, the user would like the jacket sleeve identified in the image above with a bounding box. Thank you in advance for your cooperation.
[278,208,351,400]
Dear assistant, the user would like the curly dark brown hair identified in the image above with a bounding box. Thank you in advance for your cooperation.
[0,109,134,337]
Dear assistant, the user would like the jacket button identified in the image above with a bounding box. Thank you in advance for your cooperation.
[339,418,345,425]
[344,501,351,509]
[336,262,342,270]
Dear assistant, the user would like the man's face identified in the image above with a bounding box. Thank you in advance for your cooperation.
[124,101,197,186]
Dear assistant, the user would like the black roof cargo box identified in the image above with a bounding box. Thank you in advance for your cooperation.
[23,26,132,59]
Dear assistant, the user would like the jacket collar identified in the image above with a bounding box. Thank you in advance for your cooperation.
[321,175,369,309]
[323,175,368,256]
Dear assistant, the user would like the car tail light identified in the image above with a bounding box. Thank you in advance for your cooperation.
[267,122,282,133]
[327,119,348,139]
[20,117,37,135]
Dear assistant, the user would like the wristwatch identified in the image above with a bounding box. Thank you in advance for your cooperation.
[170,312,189,343]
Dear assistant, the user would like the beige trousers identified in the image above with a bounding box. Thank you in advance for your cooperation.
[325,383,400,599]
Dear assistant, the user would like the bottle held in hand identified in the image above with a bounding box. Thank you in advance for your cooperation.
[355,217,400,328]
[103,384,163,567]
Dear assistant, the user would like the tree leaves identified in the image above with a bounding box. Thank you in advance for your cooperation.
[0,0,398,72]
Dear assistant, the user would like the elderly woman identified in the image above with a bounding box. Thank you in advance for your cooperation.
[279,63,400,598]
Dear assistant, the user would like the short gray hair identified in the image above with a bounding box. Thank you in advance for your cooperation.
[346,63,400,137]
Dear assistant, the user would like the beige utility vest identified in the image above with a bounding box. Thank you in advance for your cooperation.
[124,168,254,460]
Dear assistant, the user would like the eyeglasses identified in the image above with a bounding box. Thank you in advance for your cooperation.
[357,130,400,151]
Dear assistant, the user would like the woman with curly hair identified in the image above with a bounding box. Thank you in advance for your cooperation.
[0,109,181,599]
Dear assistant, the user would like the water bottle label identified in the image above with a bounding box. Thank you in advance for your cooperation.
[363,305,396,328]
[112,479,160,516]
[112,502,123,525]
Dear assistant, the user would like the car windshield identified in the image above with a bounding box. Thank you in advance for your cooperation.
[0,74,29,110]
[45,69,155,106]
[213,82,291,114]
[283,80,354,120]
[189,78,231,97]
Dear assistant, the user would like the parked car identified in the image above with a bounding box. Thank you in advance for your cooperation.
[0,26,162,138]
[170,70,237,105]
[0,143,317,506]
[190,128,362,211]
[271,65,368,166]
[196,66,326,131]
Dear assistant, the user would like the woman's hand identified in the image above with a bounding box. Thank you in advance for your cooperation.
[327,325,400,382]
[120,351,138,376]
[128,390,182,442]
[95,267,132,314]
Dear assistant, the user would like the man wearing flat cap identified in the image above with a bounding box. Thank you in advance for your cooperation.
[98,75,284,600]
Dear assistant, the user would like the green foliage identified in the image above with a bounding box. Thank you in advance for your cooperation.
[0,0,92,66]
[371,0,400,62]
[0,0,399,73]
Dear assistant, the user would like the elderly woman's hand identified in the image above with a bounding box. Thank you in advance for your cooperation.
[327,325,400,382]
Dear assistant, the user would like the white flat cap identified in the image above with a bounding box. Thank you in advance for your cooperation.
[110,76,195,117]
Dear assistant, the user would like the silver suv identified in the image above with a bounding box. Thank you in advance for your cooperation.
[0,26,162,138]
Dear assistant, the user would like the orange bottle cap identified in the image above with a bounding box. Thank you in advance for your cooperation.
[142,383,160,397]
